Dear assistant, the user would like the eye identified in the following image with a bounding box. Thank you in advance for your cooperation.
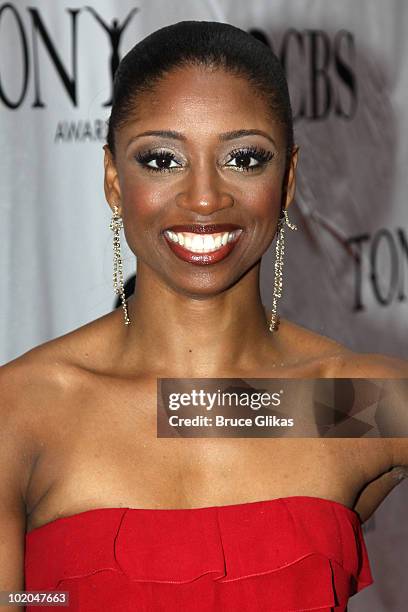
[135,148,182,173]
[225,146,274,172]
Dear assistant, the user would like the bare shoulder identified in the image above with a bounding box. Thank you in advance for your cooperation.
[279,319,408,484]
[279,317,408,376]
[0,344,79,459]
[326,344,408,470]
[1,341,77,411]
[4,308,120,377]
[278,317,354,367]
[0,310,120,434]
[330,349,408,378]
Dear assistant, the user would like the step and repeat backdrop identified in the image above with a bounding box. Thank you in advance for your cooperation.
[1,1,407,609]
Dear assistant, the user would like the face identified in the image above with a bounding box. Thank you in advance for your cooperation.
[104,65,298,297]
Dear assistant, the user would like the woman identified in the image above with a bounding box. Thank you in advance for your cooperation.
[1,20,407,612]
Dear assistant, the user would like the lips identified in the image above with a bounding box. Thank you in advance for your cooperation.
[163,231,243,265]
[163,223,243,235]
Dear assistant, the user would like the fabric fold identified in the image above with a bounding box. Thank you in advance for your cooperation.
[25,496,374,611]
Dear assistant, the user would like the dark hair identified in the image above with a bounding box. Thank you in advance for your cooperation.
[106,20,294,166]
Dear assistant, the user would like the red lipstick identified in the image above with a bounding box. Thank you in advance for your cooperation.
[162,225,244,266]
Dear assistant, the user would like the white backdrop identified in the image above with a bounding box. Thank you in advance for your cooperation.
[1,1,407,609]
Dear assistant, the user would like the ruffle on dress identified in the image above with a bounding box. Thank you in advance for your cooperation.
[25,496,373,611]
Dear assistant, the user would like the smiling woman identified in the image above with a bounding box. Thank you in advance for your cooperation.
[102,26,298,337]
[0,19,407,612]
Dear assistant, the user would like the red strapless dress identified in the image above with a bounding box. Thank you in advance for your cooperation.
[25,496,373,611]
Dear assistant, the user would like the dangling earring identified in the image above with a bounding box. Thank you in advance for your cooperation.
[109,204,130,326]
[269,209,298,332]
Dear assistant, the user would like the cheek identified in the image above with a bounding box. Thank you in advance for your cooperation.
[244,179,282,223]
[119,178,167,256]
[120,174,165,225]
[242,179,283,252]
[121,174,154,209]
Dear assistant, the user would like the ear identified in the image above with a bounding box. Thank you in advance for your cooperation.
[103,145,122,215]
[284,145,299,210]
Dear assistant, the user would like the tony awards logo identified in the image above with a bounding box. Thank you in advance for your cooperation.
[85,6,139,105]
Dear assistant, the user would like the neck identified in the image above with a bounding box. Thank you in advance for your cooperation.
[114,264,280,378]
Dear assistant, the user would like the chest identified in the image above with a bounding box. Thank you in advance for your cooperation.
[26,374,392,527]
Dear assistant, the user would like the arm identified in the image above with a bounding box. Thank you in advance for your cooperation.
[121,8,139,31]
[0,363,35,610]
[354,466,407,523]
[84,7,110,34]
[332,352,408,523]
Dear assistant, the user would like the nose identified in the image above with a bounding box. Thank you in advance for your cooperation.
[175,165,234,217]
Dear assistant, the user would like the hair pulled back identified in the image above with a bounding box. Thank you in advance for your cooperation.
[106,20,294,166]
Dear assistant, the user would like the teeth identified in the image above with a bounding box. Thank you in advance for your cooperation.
[191,234,205,251]
[203,235,215,251]
[164,229,242,253]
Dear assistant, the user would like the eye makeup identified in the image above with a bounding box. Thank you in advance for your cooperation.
[134,145,275,174]
[225,146,275,172]
[134,148,182,173]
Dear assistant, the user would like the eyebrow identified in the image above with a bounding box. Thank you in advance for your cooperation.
[127,129,277,148]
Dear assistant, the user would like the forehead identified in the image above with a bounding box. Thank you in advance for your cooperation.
[120,65,283,142]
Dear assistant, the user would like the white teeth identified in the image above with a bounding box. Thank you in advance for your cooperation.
[191,234,204,251]
[164,229,242,253]
[203,235,215,250]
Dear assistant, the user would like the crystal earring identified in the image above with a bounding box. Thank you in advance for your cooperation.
[109,205,130,326]
[269,209,298,332]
